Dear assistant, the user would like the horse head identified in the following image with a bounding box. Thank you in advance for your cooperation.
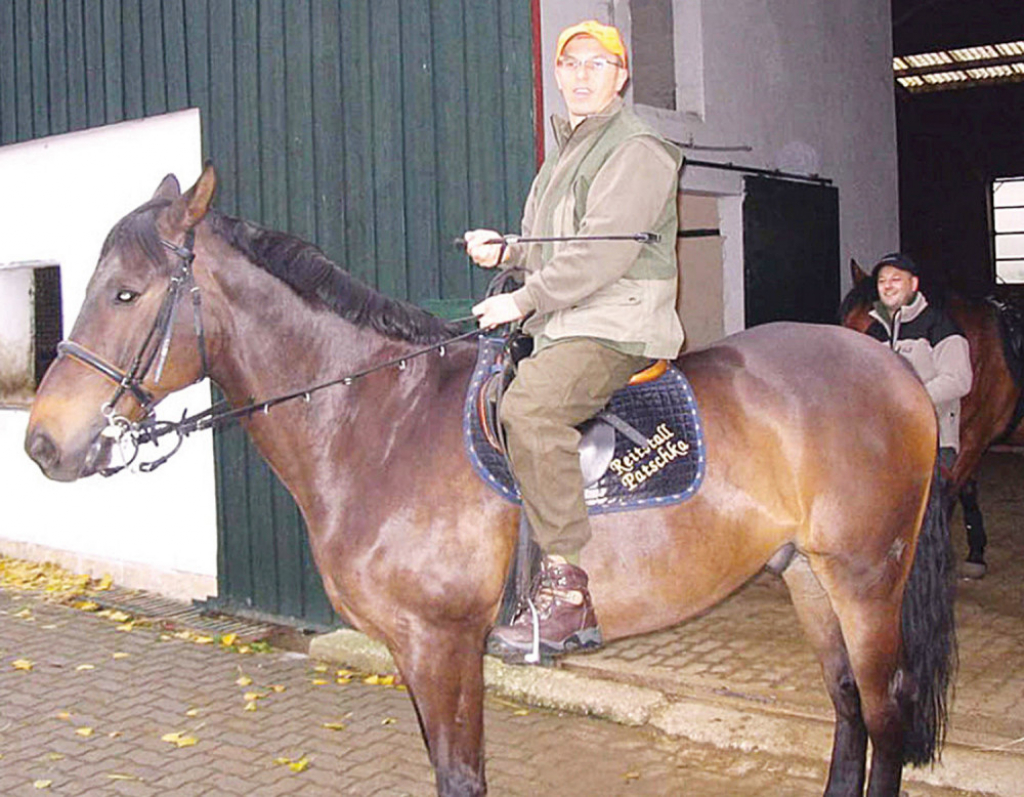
[837,258,876,334]
[25,165,218,481]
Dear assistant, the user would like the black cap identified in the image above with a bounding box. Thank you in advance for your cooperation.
[871,252,919,280]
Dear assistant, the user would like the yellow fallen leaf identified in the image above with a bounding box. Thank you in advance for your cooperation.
[95,574,114,590]
[243,691,265,702]
[106,773,140,781]
[381,717,397,726]
[237,645,252,654]
[363,674,380,685]
[193,636,214,645]
[185,708,200,718]
[244,701,258,712]
[336,669,355,678]
[311,679,329,686]
[43,752,64,761]
[12,659,33,671]
[108,731,122,739]
[56,711,71,721]
[161,732,197,748]
[513,709,529,716]
[108,611,131,623]
[235,675,253,687]
[322,722,346,731]
[116,623,134,632]
[312,663,329,673]
[624,771,641,781]
[273,755,309,772]
[33,780,52,789]
[221,633,237,647]
[336,677,351,685]
[270,684,286,693]
[112,652,130,660]
[75,664,95,671]
[378,675,395,686]
[75,727,94,737]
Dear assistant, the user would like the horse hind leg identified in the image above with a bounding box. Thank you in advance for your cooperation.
[781,555,867,797]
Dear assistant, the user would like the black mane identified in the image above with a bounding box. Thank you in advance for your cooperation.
[209,213,462,344]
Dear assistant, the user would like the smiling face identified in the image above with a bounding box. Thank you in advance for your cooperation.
[555,35,629,126]
[876,265,919,312]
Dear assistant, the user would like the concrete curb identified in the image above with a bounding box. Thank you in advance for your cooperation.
[309,629,1024,796]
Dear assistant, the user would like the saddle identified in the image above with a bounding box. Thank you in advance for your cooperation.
[463,337,706,513]
[989,296,1024,440]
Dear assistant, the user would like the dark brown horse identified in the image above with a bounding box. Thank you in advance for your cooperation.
[25,166,955,797]
[840,259,1024,575]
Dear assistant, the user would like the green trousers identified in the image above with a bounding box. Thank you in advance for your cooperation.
[499,338,650,556]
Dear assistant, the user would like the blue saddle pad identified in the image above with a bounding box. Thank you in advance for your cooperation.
[462,337,707,513]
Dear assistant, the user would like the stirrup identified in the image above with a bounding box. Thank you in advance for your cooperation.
[524,597,541,664]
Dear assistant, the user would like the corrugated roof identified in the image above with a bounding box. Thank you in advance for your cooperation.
[894,40,1024,92]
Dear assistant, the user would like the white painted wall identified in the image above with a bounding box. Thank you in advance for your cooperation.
[0,110,217,600]
[538,0,899,335]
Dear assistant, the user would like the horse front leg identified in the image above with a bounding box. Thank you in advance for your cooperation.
[392,625,489,797]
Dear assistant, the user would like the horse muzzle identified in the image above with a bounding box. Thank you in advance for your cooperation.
[24,413,113,482]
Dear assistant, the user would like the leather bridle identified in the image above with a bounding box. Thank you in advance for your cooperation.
[55,229,208,472]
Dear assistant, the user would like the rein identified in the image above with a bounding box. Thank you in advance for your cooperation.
[73,227,657,475]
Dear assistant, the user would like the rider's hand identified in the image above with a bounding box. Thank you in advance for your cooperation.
[472,294,525,330]
[464,229,510,268]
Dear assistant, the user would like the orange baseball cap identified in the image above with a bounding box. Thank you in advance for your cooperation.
[556,20,628,69]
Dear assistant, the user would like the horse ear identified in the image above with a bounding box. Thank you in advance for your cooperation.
[153,174,181,201]
[850,258,870,286]
[168,162,217,231]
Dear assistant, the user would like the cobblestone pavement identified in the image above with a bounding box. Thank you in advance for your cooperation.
[0,584,839,797]
[1,453,1019,797]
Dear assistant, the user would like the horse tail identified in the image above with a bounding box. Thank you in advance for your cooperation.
[900,460,958,765]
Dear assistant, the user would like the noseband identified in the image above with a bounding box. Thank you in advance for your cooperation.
[55,229,208,472]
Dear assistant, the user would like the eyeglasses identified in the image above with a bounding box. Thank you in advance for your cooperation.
[556,55,623,74]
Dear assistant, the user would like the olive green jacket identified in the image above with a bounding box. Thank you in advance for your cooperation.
[507,98,685,358]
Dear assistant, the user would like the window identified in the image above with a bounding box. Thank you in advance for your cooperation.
[0,263,62,408]
[993,176,1024,283]
[618,0,705,120]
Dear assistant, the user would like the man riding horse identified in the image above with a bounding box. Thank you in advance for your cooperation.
[464,20,684,659]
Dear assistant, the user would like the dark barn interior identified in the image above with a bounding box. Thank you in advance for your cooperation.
[892,0,1024,297]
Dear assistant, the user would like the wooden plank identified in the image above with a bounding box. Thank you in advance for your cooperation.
[401,0,440,304]
[0,0,15,144]
[214,421,255,611]
[431,0,472,302]
[183,0,211,161]
[120,0,144,119]
[234,1,262,221]
[206,0,238,213]
[29,0,49,136]
[369,0,406,297]
[45,0,68,134]
[463,0,508,298]
[140,0,167,115]
[162,0,189,112]
[284,0,315,241]
[258,0,287,230]
[64,0,88,132]
[310,0,346,266]
[339,0,376,286]
[82,0,106,129]
[101,0,124,123]
[500,1,535,227]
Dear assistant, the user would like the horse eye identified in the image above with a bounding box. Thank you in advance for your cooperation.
[116,289,139,304]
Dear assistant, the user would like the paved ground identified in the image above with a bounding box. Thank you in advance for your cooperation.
[1,452,1021,796]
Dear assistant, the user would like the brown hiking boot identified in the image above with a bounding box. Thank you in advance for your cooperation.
[487,556,602,662]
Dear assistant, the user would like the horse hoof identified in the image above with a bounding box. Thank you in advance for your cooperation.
[959,560,987,580]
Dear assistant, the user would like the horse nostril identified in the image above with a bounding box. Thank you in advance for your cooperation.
[26,431,59,472]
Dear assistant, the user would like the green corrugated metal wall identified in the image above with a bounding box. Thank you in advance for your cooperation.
[0,0,536,626]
